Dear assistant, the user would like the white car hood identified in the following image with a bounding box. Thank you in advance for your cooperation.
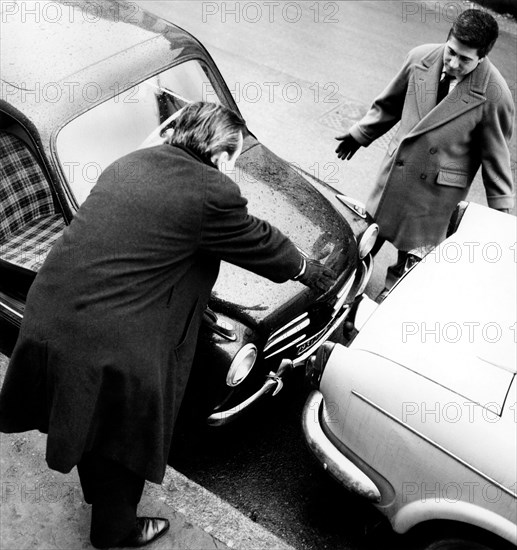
[352,204,516,413]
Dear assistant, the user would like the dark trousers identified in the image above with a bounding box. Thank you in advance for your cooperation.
[371,238,418,291]
[77,453,145,548]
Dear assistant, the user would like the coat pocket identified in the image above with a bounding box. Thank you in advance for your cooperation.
[436,168,469,188]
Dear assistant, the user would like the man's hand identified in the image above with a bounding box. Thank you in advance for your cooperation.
[335,133,361,160]
[295,259,336,293]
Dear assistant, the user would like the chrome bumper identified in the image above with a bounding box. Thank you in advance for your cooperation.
[207,358,292,426]
[207,376,279,426]
[302,390,381,503]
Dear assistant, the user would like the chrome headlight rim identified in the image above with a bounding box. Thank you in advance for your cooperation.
[226,343,258,387]
[357,223,379,260]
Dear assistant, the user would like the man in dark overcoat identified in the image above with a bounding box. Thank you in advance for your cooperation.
[0,102,334,548]
[335,9,514,298]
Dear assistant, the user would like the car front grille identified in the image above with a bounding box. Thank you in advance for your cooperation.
[263,269,356,364]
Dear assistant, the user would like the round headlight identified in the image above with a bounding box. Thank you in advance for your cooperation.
[226,344,257,387]
[358,224,379,259]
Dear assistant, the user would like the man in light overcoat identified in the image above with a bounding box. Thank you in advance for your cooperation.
[336,9,514,297]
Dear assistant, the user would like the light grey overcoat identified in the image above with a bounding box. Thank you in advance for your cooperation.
[350,43,515,250]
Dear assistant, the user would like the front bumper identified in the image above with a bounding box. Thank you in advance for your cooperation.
[302,390,381,503]
[207,257,375,427]
[206,299,353,426]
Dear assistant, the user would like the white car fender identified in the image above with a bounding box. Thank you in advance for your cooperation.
[393,498,517,545]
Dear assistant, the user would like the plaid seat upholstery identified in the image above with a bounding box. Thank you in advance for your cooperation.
[0,131,65,271]
[0,215,64,271]
[0,132,56,242]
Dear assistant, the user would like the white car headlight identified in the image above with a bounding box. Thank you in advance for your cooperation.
[358,224,379,259]
[226,344,258,387]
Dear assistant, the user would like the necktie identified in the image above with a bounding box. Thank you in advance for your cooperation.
[437,73,453,104]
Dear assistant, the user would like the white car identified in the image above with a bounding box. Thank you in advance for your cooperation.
[303,202,517,550]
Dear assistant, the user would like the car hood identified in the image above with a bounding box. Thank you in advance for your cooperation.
[351,203,516,412]
[211,137,355,326]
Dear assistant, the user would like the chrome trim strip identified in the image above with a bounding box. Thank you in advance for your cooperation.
[293,305,351,366]
[333,272,355,314]
[352,391,517,499]
[266,312,308,342]
[303,391,381,502]
[263,318,310,352]
[337,271,355,299]
[266,270,355,354]
[0,300,23,320]
[356,255,373,297]
[336,194,367,219]
[264,333,306,359]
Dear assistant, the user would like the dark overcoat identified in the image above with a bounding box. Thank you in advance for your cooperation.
[350,43,515,250]
[0,144,301,483]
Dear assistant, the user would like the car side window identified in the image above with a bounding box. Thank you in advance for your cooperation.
[55,60,220,205]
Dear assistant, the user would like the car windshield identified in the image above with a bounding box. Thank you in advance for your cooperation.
[56,60,221,205]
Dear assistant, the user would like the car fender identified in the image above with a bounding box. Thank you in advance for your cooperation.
[392,498,517,545]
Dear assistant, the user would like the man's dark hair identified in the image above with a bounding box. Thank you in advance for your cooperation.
[168,102,246,164]
[448,9,499,58]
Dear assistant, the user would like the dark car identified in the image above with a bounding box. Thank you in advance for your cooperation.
[0,0,378,425]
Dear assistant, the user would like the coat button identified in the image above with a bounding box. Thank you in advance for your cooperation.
[420,173,427,180]
[396,160,404,166]
[429,147,437,154]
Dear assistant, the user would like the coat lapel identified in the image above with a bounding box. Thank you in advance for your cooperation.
[411,45,444,122]
[407,52,490,140]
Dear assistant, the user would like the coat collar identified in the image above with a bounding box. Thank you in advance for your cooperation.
[169,143,218,170]
[407,44,490,139]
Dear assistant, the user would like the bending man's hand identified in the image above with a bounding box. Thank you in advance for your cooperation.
[294,258,336,293]
[335,132,361,160]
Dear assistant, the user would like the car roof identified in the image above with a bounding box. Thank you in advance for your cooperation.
[0,1,208,133]
[352,203,516,408]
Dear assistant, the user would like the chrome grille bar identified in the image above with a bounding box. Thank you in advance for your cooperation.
[263,316,310,352]
[264,334,307,359]
[333,270,356,314]
[267,312,309,341]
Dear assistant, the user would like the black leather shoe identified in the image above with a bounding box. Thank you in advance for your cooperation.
[121,517,170,547]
